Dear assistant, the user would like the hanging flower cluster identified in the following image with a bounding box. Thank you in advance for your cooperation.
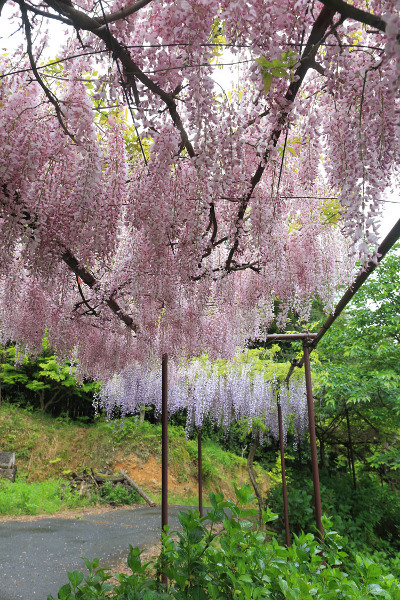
[96,358,308,445]
[0,0,398,378]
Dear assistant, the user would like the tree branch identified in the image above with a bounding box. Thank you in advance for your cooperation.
[44,0,196,157]
[101,0,153,25]
[247,440,265,528]
[224,5,336,271]
[76,275,98,316]
[19,0,76,141]
[2,186,140,335]
[319,0,386,32]
[61,250,138,333]
[24,2,74,24]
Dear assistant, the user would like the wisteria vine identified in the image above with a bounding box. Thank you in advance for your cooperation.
[96,358,308,446]
[0,0,399,379]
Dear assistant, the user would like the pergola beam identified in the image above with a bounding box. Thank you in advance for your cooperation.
[264,333,318,341]
[285,218,400,382]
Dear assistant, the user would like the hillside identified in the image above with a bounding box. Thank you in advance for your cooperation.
[0,404,269,511]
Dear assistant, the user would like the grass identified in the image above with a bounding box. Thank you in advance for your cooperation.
[0,479,96,516]
[0,403,269,515]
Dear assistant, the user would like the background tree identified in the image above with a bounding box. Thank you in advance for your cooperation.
[313,244,400,485]
[0,345,99,418]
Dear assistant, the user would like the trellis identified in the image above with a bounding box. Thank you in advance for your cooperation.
[96,218,399,548]
[263,218,400,543]
[145,218,400,547]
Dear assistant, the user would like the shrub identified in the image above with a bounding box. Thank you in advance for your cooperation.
[99,481,141,505]
[266,471,400,556]
[48,485,400,600]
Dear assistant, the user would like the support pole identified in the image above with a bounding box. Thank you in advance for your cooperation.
[303,343,323,539]
[161,354,168,532]
[285,219,400,383]
[198,428,203,517]
[161,353,168,586]
[277,396,290,546]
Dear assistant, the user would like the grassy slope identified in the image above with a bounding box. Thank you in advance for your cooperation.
[0,404,269,513]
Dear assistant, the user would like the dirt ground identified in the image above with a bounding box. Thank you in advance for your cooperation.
[0,503,142,523]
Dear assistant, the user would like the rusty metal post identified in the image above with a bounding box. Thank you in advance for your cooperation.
[161,353,168,586]
[198,428,203,517]
[303,343,323,539]
[161,354,168,531]
[277,396,290,546]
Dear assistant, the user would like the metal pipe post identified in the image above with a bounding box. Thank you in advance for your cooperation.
[303,343,323,539]
[198,428,203,517]
[263,333,318,341]
[285,220,400,384]
[161,354,168,532]
[277,397,290,546]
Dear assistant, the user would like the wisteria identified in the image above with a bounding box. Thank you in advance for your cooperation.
[96,358,308,445]
[0,1,399,378]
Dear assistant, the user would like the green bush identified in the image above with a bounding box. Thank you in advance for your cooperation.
[48,485,400,600]
[99,481,142,505]
[266,471,400,556]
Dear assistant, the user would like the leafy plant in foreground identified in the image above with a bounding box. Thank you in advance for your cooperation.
[48,485,400,600]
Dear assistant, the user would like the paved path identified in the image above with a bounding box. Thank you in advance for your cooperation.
[0,505,191,600]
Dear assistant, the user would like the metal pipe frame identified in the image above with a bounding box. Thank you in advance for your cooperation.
[162,353,168,531]
[303,343,323,539]
[277,397,290,546]
[263,333,318,341]
[161,353,168,586]
[198,428,203,517]
[286,219,400,380]
[282,220,400,538]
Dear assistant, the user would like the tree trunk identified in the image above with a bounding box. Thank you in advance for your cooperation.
[319,437,326,468]
[346,409,357,490]
[247,440,264,527]
[298,441,302,468]
[39,390,45,412]
[42,390,63,413]
[119,470,156,506]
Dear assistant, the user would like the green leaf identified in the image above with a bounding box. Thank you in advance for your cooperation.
[189,586,209,600]
[262,507,278,523]
[81,557,92,572]
[271,67,288,77]
[189,526,205,544]
[366,584,391,598]
[57,583,72,600]
[67,570,84,588]
[239,574,253,583]
[255,56,272,69]
[143,592,164,600]
[261,72,273,94]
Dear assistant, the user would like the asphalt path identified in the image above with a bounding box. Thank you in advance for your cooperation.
[0,505,192,600]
